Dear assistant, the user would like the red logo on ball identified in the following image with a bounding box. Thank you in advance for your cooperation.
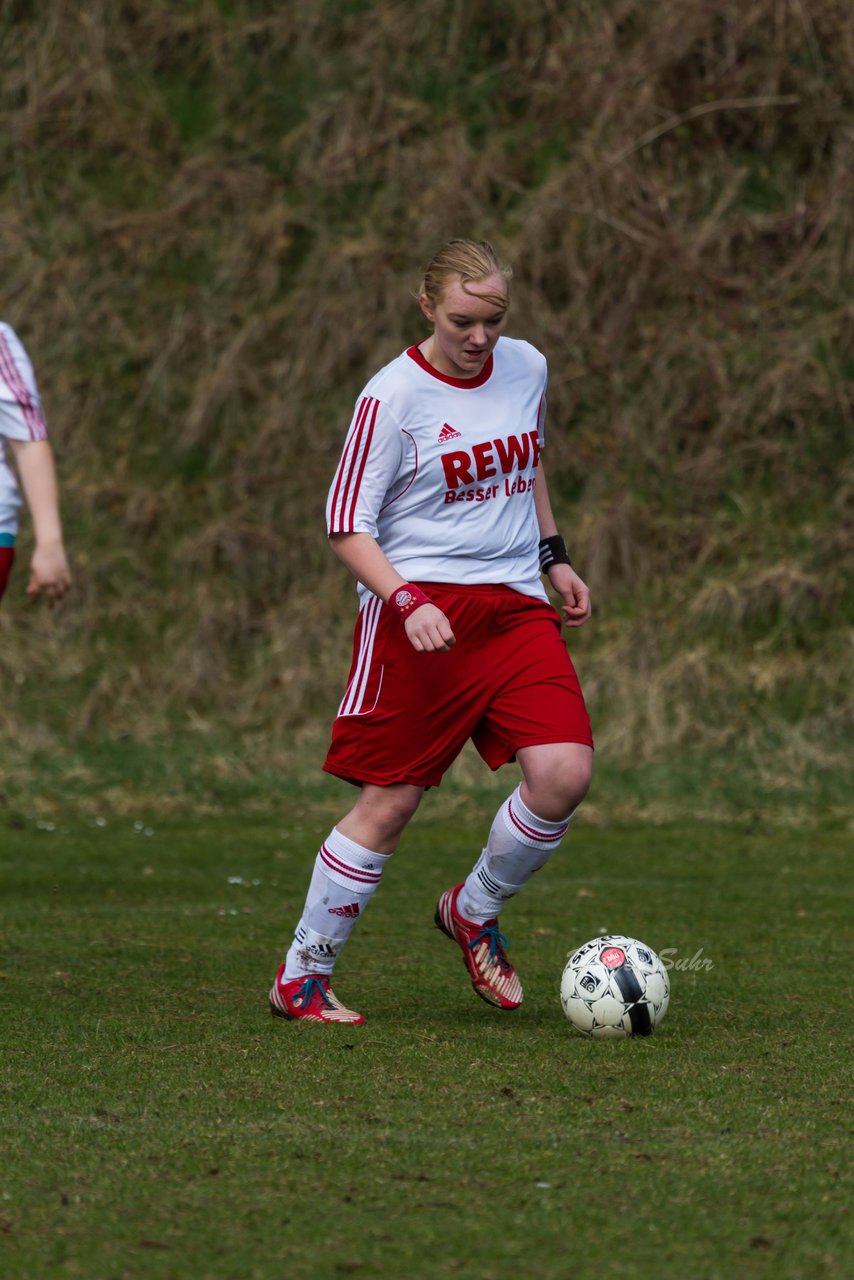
[600,946,626,968]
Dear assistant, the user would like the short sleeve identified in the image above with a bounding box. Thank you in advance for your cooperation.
[0,324,48,441]
[326,396,405,536]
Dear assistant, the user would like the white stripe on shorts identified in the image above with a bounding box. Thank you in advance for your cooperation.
[338,594,384,718]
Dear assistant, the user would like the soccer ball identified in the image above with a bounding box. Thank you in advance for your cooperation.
[560,934,670,1039]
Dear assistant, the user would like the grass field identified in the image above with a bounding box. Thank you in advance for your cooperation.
[2,5,851,1276]
[2,773,850,1280]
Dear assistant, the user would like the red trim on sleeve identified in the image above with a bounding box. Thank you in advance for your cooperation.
[0,333,48,440]
[347,398,379,531]
[329,396,380,533]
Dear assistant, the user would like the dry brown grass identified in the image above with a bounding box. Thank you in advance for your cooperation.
[0,0,851,793]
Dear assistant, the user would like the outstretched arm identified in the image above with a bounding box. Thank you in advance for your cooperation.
[329,531,455,652]
[8,439,71,602]
[534,462,590,627]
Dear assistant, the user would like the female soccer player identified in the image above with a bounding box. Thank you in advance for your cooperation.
[0,322,71,605]
[269,239,593,1024]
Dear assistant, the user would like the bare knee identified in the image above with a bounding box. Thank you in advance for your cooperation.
[517,743,593,822]
[338,783,424,853]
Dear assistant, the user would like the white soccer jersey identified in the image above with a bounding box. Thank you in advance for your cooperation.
[0,323,48,536]
[326,336,549,600]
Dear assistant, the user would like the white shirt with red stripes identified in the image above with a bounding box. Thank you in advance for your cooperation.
[0,323,49,536]
[326,336,549,602]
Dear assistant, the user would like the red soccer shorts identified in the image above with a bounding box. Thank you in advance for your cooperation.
[0,546,15,603]
[324,582,593,789]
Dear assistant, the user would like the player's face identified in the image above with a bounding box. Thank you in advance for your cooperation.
[419,273,508,379]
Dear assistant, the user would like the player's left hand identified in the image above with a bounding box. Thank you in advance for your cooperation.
[548,564,591,627]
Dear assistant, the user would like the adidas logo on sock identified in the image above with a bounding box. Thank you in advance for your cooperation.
[437,422,462,443]
[328,902,360,917]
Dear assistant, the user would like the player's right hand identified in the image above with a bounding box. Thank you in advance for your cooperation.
[27,542,72,604]
[404,603,456,652]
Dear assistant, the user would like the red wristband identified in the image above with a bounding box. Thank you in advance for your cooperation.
[388,583,433,621]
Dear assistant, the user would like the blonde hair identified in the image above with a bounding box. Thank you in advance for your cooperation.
[419,239,512,308]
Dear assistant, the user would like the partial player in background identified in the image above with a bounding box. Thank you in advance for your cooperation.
[0,322,71,605]
[269,239,594,1024]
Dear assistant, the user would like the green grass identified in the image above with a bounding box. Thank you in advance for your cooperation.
[1,7,850,1272]
[2,784,850,1279]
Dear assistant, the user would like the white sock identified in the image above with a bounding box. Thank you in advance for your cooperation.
[458,784,572,923]
[283,828,391,979]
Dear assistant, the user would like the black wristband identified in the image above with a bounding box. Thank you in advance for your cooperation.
[539,535,571,572]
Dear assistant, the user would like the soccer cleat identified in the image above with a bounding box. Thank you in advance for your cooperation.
[435,884,523,1009]
[268,967,365,1025]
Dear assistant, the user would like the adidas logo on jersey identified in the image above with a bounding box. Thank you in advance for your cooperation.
[437,422,462,443]
[328,902,361,918]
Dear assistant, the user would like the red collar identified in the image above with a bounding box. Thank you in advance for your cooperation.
[406,344,494,388]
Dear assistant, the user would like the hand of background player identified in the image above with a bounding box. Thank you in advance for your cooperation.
[404,603,456,652]
[28,541,72,604]
[548,564,591,627]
